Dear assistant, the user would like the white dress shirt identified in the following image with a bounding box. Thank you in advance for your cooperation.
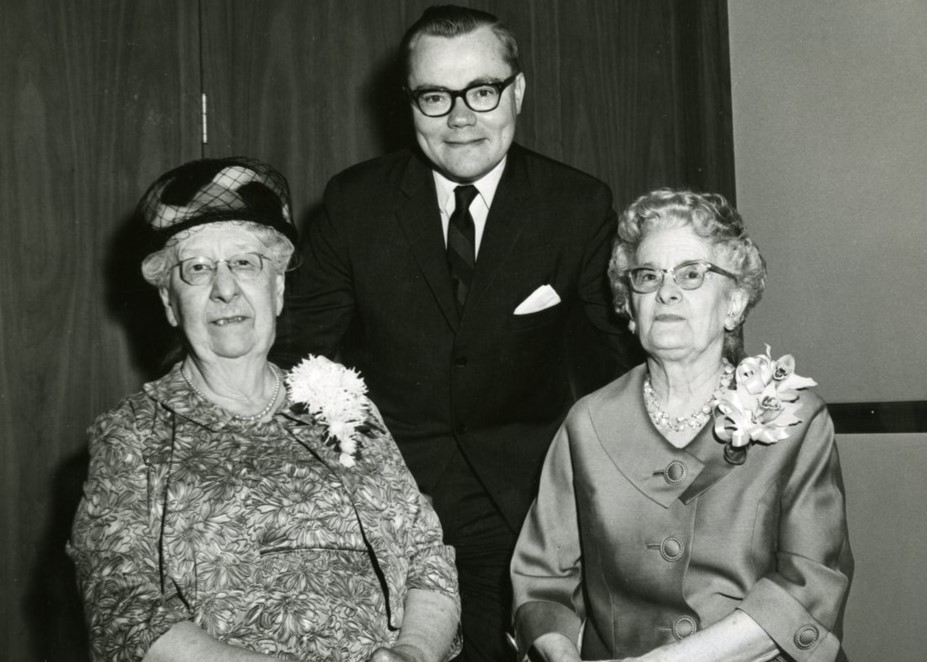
[433,157,507,259]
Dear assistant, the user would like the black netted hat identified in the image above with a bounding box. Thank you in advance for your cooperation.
[137,156,296,251]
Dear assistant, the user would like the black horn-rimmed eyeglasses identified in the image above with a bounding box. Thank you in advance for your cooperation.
[405,74,519,118]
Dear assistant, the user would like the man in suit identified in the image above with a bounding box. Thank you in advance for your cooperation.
[275,6,639,660]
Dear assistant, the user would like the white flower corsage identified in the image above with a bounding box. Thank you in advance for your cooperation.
[285,355,381,467]
[713,345,817,464]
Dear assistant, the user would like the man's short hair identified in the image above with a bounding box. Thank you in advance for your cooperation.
[400,5,521,83]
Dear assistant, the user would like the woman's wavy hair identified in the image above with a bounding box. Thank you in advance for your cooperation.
[608,189,767,362]
[140,221,295,289]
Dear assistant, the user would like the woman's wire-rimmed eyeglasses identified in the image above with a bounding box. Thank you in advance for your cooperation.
[628,259,737,293]
[172,252,270,286]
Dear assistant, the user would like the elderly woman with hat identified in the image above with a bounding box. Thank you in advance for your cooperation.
[67,157,460,662]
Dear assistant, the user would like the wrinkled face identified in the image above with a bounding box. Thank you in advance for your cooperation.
[407,26,525,183]
[159,224,284,362]
[628,225,746,364]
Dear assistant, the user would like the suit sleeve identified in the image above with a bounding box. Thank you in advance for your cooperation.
[737,404,854,661]
[66,402,191,662]
[572,184,642,391]
[273,176,357,369]
[510,421,585,657]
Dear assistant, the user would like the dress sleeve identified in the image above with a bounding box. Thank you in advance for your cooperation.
[272,175,357,369]
[737,403,854,662]
[66,400,190,662]
[510,421,585,657]
[364,399,462,657]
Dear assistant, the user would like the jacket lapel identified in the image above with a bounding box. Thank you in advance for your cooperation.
[393,153,459,331]
[463,146,533,318]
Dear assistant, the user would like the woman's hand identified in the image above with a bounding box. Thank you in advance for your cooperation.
[605,610,779,662]
[143,621,280,661]
[528,633,583,662]
[383,588,458,662]
[367,643,428,662]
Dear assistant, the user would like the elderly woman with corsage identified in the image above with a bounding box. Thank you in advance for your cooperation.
[511,189,853,661]
[67,157,460,662]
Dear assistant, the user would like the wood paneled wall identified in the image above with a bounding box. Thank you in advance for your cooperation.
[0,2,733,659]
[0,2,200,658]
[199,0,734,219]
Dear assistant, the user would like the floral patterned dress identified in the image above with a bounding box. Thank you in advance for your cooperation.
[68,363,460,662]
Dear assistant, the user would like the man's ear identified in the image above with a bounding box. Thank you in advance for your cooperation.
[513,72,526,114]
[159,287,178,327]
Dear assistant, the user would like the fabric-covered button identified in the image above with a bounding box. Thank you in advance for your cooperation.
[660,536,685,562]
[795,625,819,649]
[672,615,696,640]
[664,460,687,484]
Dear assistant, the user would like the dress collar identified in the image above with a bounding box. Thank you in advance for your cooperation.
[144,362,284,433]
[585,364,739,507]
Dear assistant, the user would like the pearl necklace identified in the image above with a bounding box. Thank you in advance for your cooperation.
[644,361,734,433]
[181,364,282,422]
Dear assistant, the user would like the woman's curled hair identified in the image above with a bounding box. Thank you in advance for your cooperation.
[608,189,767,360]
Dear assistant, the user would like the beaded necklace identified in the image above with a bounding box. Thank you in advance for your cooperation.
[181,364,282,422]
[644,360,734,433]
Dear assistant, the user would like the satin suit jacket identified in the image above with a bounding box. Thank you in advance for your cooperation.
[511,364,853,661]
[275,145,639,530]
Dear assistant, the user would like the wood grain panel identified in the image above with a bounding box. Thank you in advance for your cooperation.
[0,1,734,659]
[0,1,200,658]
[550,0,735,211]
[201,0,733,240]
[201,0,430,228]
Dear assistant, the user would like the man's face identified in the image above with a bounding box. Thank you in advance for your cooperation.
[407,26,525,183]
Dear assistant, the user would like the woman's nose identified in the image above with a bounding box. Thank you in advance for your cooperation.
[655,272,682,303]
[209,263,240,301]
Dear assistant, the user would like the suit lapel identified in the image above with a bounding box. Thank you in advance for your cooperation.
[393,153,459,331]
[464,147,533,318]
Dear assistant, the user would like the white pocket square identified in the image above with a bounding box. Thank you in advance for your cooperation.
[514,284,561,315]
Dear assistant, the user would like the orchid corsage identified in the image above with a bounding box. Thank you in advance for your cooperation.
[285,355,381,467]
[713,345,817,464]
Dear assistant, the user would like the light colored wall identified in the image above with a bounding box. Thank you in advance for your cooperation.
[729,2,927,658]
[728,0,927,402]
[837,433,927,660]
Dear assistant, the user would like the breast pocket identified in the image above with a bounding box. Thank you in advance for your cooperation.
[509,303,563,332]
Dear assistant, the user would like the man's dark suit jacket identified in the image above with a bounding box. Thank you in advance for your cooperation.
[276,144,639,530]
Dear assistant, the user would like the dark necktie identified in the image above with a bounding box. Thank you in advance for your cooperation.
[447,184,478,313]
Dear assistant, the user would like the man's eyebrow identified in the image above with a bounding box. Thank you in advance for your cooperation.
[411,77,507,92]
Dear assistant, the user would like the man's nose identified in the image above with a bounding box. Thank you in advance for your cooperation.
[447,96,477,127]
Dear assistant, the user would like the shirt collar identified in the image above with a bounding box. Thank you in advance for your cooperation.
[433,156,507,214]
